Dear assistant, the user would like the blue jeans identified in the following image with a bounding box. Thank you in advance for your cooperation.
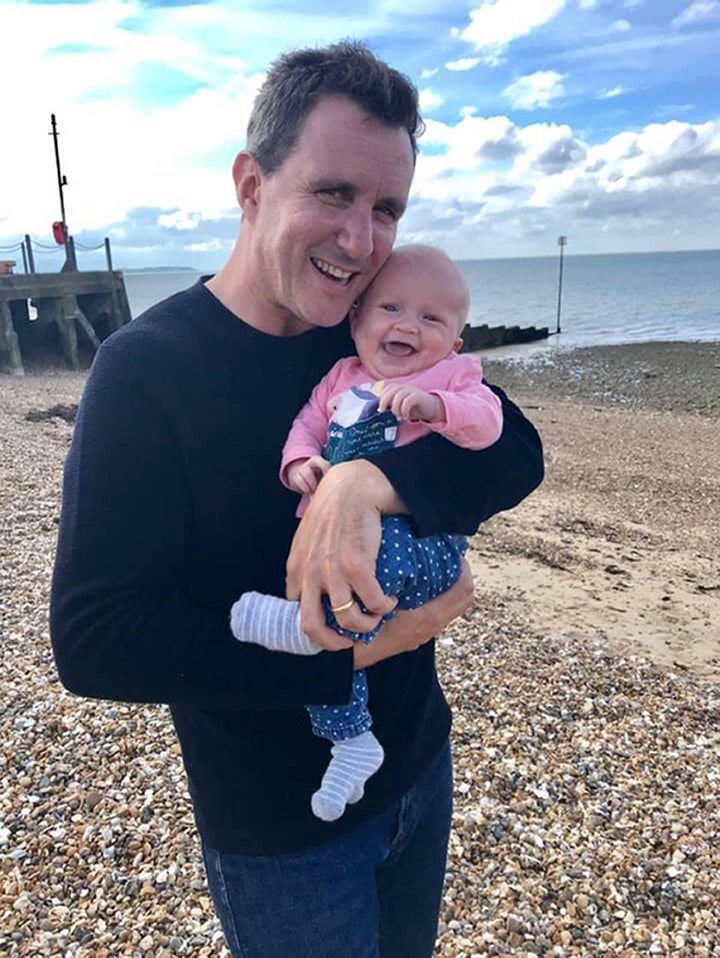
[202,741,453,958]
[308,517,466,741]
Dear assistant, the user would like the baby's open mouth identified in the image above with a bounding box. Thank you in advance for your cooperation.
[382,341,416,356]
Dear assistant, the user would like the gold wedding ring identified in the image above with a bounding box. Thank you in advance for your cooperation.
[330,598,355,615]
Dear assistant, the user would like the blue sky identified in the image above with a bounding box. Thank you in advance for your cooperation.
[1,0,719,268]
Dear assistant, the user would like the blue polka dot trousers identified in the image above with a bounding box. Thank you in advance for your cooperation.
[307,516,466,741]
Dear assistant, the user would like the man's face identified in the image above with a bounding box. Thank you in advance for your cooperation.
[243,95,415,336]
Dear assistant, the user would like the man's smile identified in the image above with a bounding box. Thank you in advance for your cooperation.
[311,257,356,285]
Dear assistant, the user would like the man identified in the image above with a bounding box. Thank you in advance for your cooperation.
[51,42,543,957]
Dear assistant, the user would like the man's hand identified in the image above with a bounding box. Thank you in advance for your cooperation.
[378,383,445,423]
[286,456,331,496]
[286,460,404,649]
[353,559,474,668]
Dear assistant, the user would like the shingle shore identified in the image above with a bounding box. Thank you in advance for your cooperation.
[1,343,718,957]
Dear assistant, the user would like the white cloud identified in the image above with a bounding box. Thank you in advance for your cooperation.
[673,0,720,29]
[446,57,481,72]
[407,113,720,259]
[157,211,202,231]
[611,18,632,31]
[0,1,264,239]
[1,0,717,263]
[599,86,627,98]
[503,71,567,109]
[460,0,568,64]
[420,88,445,112]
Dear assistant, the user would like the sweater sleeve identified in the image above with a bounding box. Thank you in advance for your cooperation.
[426,354,503,450]
[50,337,353,710]
[369,381,544,536]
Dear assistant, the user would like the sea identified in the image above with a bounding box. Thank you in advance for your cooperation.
[122,249,719,354]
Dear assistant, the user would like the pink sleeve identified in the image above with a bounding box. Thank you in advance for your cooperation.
[427,354,503,450]
[279,366,338,488]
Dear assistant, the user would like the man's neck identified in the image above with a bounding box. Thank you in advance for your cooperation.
[205,262,309,338]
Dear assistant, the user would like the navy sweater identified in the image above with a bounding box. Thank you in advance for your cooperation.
[50,281,543,853]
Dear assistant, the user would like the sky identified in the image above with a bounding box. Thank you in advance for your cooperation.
[0,0,719,269]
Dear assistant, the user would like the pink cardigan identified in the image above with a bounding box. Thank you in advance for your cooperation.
[281,353,503,507]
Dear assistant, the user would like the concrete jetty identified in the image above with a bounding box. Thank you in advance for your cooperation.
[0,269,131,374]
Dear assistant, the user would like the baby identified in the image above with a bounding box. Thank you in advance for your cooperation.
[231,244,503,821]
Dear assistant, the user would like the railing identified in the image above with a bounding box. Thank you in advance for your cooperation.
[0,235,114,274]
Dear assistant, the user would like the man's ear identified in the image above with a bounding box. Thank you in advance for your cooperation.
[232,151,262,221]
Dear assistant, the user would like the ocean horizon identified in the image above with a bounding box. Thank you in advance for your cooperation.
[121,248,720,351]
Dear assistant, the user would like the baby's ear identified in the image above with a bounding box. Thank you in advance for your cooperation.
[451,336,464,354]
[349,301,361,327]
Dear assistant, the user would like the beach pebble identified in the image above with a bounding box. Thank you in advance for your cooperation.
[2,355,720,957]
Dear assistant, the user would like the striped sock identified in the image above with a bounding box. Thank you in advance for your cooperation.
[230,592,321,655]
[311,731,385,822]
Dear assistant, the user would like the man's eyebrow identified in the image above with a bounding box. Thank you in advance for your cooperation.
[311,178,354,196]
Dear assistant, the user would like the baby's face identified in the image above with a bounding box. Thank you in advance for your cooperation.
[350,249,467,380]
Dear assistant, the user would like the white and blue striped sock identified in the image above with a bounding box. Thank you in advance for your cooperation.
[311,731,385,822]
[230,592,321,655]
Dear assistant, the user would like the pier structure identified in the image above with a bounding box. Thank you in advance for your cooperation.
[0,267,132,375]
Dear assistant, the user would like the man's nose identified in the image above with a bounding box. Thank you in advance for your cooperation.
[337,206,374,261]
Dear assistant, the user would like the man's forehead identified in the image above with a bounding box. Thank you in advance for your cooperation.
[299,96,413,162]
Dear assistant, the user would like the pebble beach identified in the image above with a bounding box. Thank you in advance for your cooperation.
[1,340,719,957]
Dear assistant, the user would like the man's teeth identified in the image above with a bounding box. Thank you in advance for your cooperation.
[312,258,353,283]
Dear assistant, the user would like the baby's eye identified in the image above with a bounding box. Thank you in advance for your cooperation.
[423,313,441,323]
[381,303,398,313]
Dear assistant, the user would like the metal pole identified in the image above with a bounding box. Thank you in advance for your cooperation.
[104,237,113,272]
[556,235,567,334]
[21,242,29,274]
[24,234,35,274]
[50,114,68,228]
[49,113,76,270]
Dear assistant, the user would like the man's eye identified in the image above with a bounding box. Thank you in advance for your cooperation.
[374,204,399,223]
[317,188,346,204]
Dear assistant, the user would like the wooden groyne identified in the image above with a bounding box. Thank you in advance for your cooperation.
[460,321,549,352]
[0,269,131,374]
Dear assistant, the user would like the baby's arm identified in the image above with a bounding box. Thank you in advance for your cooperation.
[286,456,331,495]
[382,355,504,451]
[378,384,445,423]
[280,368,338,489]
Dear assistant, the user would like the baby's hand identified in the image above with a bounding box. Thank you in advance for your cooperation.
[378,384,445,423]
[287,456,331,496]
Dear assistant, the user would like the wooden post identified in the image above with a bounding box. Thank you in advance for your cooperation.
[24,235,35,274]
[556,235,567,335]
[0,300,24,374]
[65,236,78,271]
